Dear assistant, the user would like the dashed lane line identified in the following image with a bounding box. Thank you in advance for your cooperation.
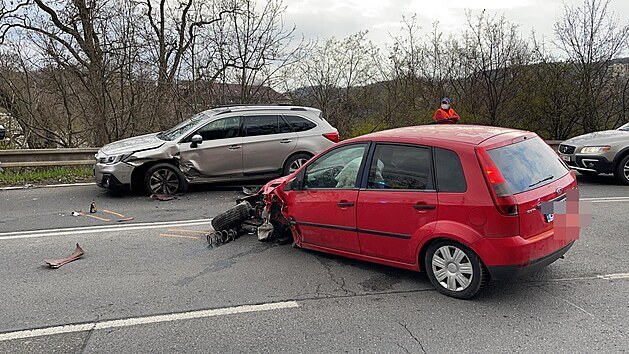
[581,196,629,203]
[0,301,299,342]
[166,229,209,234]
[159,234,200,240]
[597,272,629,280]
[0,271,626,342]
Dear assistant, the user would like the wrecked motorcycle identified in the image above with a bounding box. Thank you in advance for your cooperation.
[209,176,294,247]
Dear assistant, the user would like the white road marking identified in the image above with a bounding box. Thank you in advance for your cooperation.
[0,219,213,241]
[41,182,96,188]
[581,196,629,200]
[581,196,629,203]
[597,272,629,280]
[0,301,299,342]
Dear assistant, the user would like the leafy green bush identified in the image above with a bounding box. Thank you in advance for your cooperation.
[0,167,93,185]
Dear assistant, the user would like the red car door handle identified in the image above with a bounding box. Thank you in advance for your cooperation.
[337,202,355,208]
[413,204,436,210]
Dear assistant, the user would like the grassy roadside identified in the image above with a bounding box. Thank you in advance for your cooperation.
[0,167,94,188]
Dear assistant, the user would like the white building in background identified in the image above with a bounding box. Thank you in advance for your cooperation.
[0,111,24,148]
[610,62,629,77]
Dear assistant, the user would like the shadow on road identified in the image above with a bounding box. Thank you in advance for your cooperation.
[575,173,619,186]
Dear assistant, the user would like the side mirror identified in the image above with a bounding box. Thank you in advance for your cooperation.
[190,134,203,148]
[283,177,297,191]
[0,124,5,140]
[284,171,304,191]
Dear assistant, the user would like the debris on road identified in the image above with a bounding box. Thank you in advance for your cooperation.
[150,193,177,201]
[81,213,111,222]
[211,201,253,231]
[256,219,274,241]
[242,186,261,196]
[44,243,85,269]
[206,201,254,247]
[206,229,239,247]
[102,209,134,222]
[206,179,294,247]
[68,208,133,222]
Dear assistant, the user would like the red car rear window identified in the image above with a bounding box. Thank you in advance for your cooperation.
[486,137,569,194]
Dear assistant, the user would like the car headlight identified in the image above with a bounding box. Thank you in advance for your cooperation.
[103,153,133,164]
[580,146,611,154]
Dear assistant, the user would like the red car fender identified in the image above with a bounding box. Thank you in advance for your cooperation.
[415,220,484,269]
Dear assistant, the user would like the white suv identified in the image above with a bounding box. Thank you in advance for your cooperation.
[94,106,338,194]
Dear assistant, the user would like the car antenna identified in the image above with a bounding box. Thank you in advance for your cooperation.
[369,121,383,134]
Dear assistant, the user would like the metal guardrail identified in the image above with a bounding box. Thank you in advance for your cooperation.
[546,140,562,150]
[0,140,565,169]
[0,148,97,168]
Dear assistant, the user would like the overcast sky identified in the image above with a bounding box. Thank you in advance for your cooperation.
[280,0,629,52]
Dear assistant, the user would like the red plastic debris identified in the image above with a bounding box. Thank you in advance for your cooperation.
[45,244,85,269]
[150,194,177,201]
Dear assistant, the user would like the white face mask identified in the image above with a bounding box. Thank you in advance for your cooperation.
[441,104,449,110]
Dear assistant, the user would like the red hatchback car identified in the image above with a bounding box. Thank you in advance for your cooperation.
[258,125,579,299]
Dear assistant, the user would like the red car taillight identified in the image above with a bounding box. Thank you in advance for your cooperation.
[476,147,519,216]
[323,132,339,143]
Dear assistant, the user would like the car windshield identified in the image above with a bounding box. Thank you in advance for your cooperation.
[618,123,629,131]
[487,137,570,194]
[157,110,220,141]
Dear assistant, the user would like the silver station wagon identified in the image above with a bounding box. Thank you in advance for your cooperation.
[94,106,338,194]
[558,122,629,185]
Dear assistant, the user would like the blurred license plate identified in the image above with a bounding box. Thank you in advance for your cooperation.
[561,155,571,162]
[545,213,554,223]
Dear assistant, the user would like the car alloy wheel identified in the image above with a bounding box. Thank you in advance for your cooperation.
[614,155,629,185]
[289,158,308,174]
[149,169,179,195]
[283,153,312,175]
[144,163,185,195]
[425,240,487,299]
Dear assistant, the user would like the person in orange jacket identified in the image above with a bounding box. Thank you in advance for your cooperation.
[433,97,460,123]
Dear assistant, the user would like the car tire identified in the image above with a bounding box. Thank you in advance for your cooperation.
[211,201,253,232]
[282,153,312,175]
[424,240,487,299]
[144,163,187,195]
[613,155,629,185]
[579,170,599,177]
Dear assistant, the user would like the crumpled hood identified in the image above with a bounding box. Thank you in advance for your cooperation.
[260,175,291,196]
[100,133,165,155]
[563,130,629,146]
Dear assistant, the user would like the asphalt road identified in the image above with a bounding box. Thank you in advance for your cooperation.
[0,175,628,353]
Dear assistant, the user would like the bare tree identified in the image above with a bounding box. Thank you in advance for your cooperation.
[281,31,379,133]
[554,0,629,132]
[454,11,531,126]
[0,0,128,146]
[137,0,240,128]
[223,0,298,103]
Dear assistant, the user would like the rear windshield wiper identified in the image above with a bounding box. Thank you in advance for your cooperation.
[528,175,554,188]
